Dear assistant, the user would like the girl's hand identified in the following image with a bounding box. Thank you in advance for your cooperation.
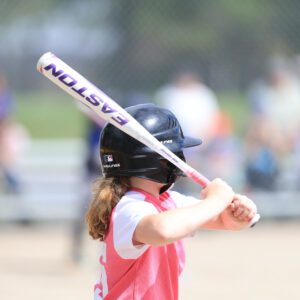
[229,194,257,222]
[200,178,235,210]
[221,194,257,230]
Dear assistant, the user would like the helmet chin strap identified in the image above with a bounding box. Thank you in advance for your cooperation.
[160,183,174,194]
[159,171,178,194]
[159,161,185,194]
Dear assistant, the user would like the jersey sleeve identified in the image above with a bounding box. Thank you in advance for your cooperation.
[113,193,158,260]
[169,190,200,208]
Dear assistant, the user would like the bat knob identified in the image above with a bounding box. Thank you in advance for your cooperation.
[249,213,261,227]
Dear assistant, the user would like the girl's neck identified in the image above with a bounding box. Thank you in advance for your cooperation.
[129,177,164,199]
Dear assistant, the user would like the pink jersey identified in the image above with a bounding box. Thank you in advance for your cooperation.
[94,188,199,300]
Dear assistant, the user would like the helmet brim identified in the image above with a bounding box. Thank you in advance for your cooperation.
[183,136,202,148]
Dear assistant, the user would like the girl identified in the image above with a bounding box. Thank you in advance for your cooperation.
[86,103,257,300]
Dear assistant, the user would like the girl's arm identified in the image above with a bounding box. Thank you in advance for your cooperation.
[133,178,235,246]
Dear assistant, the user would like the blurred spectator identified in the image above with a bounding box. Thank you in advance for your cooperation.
[0,73,13,119]
[245,58,300,190]
[71,107,106,264]
[155,70,221,192]
[0,72,27,193]
[203,112,243,188]
[155,70,220,143]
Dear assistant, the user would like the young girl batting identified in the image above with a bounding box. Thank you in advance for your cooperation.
[86,103,257,300]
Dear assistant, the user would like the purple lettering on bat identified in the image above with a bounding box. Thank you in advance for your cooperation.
[102,103,117,113]
[111,113,129,126]
[59,74,77,87]
[44,64,64,77]
[85,96,99,106]
[43,62,130,126]
[89,93,102,106]
[71,86,88,98]
[90,94,117,113]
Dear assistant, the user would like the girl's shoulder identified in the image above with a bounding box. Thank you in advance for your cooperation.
[121,189,149,202]
[120,189,157,205]
[115,189,159,215]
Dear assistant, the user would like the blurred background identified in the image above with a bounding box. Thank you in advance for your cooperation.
[0,1,300,299]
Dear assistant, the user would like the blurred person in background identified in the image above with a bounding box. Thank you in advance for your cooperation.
[155,70,220,192]
[203,111,243,189]
[245,57,300,190]
[156,70,220,143]
[0,72,27,194]
[71,107,106,264]
[0,73,13,119]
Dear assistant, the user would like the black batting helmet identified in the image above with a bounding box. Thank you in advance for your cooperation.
[99,103,202,191]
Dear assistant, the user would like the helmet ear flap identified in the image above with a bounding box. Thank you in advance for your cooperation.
[158,151,185,193]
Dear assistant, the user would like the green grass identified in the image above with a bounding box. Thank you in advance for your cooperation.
[13,90,249,139]
[15,91,87,138]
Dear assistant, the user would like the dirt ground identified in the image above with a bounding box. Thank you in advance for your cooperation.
[0,220,299,300]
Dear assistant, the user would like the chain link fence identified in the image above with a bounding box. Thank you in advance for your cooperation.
[0,0,300,93]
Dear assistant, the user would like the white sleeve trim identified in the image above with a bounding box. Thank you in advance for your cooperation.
[113,192,158,259]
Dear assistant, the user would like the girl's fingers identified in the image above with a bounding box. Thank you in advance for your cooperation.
[233,206,244,217]
[248,211,256,221]
[239,208,250,219]
[230,194,258,222]
[230,198,240,211]
[234,197,246,215]
[227,194,258,224]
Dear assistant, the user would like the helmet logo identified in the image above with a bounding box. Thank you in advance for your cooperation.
[103,154,121,168]
[104,154,114,162]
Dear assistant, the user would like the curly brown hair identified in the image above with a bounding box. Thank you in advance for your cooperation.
[86,176,130,241]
